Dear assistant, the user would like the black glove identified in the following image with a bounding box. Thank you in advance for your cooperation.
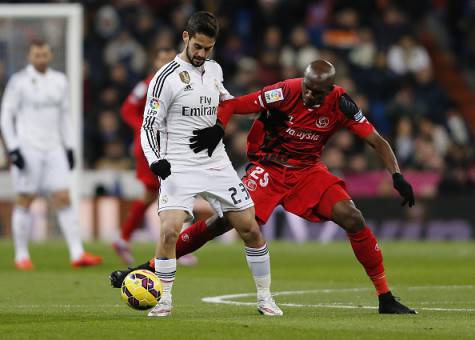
[189,123,225,157]
[392,173,415,207]
[66,149,75,169]
[8,149,25,170]
[150,159,171,180]
[258,108,290,130]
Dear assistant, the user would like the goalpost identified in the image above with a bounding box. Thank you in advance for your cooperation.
[0,4,84,238]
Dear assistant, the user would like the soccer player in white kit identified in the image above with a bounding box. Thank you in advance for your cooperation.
[141,12,282,317]
[0,40,102,270]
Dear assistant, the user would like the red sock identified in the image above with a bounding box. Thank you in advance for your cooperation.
[121,200,148,241]
[176,220,213,258]
[347,226,389,295]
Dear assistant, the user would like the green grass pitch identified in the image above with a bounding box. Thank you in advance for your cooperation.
[0,240,474,339]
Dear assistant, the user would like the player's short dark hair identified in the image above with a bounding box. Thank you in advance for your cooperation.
[185,11,219,39]
[30,39,48,48]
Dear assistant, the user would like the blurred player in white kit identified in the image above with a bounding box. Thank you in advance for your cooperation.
[0,40,102,270]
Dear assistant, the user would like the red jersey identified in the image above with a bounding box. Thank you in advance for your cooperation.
[218,78,374,167]
[121,75,160,189]
[121,75,154,158]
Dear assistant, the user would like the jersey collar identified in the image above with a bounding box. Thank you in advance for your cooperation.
[26,64,50,77]
[175,55,205,74]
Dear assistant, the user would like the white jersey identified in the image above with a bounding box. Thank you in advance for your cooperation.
[140,55,233,171]
[1,65,72,151]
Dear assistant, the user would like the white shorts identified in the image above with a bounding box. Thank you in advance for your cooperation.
[11,145,70,194]
[158,163,254,220]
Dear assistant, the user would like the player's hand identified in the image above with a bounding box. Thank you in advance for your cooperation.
[66,149,75,169]
[8,149,25,170]
[189,123,224,157]
[392,173,415,207]
[258,108,290,129]
[150,159,171,180]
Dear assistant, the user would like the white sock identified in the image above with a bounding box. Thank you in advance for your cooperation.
[245,243,272,299]
[57,206,84,261]
[155,258,176,301]
[12,206,32,262]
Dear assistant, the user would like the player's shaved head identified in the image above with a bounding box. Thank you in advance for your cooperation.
[304,59,336,83]
[301,59,336,107]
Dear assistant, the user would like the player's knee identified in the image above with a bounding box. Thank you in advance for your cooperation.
[160,225,181,245]
[16,194,34,209]
[52,191,70,208]
[341,207,365,233]
[239,217,262,243]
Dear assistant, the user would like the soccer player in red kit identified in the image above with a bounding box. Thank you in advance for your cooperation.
[110,60,416,314]
[112,48,201,266]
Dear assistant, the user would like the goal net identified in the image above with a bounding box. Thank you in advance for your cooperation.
[0,4,83,240]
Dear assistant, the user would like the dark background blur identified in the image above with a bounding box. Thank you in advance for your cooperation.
[1,0,475,198]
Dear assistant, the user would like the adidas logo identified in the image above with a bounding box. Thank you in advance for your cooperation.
[184,85,193,91]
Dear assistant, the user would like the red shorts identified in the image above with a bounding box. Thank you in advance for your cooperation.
[135,150,160,192]
[242,161,351,224]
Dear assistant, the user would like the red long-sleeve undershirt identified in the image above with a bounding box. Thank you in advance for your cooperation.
[217,91,263,127]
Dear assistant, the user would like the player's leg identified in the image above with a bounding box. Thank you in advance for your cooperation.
[112,187,155,264]
[10,145,42,270]
[109,214,231,288]
[321,186,416,314]
[47,147,101,267]
[148,209,188,317]
[51,189,102,267]
[224,207,282,316]
[214,163,282,316]
[110,162,283,289]
[12,194,35,270]
[283,165,415,314]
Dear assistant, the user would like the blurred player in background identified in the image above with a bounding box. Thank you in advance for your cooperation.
[0,40,102,270]
[111,60,416,314]
[112,47,201,267]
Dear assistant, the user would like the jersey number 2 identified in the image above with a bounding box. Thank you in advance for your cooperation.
[229,183,250,205]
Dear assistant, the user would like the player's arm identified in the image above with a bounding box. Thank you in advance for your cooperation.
[340,93,415,207]
[0,75,25,169]
[58,76,75,169]
[140,74,172,180]
[121,81,148,130]
[190,81,290,155]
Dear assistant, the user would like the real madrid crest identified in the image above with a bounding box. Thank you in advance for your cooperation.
[179,71,190,84]
[316,116,329,128]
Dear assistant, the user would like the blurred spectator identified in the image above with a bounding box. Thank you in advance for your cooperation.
[95,5,121,39]
[412,138,444,170]
[438,144,475,194]
[394,117,414,167]
[385,86,419,125]
[258,48,281,85]
[417,117,450,158]
[104,31,147,76]
[349,28,376,69]
[412,67,449,124]
[387,34,431,76]
[280,25,319,72]
[445,108,471,146]
[322,7,359,50]
[374,7,410,50]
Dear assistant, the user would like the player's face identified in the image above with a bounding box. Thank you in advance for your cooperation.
[184,32,215,67]
[28,45,52,73]
[301,78,333,107]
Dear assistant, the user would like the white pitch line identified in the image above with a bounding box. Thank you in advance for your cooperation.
[202,285,475,312]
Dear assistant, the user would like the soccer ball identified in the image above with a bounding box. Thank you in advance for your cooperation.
[121,269,162,310]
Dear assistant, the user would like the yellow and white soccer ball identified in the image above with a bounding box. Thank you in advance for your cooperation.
[121,269,162,310]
